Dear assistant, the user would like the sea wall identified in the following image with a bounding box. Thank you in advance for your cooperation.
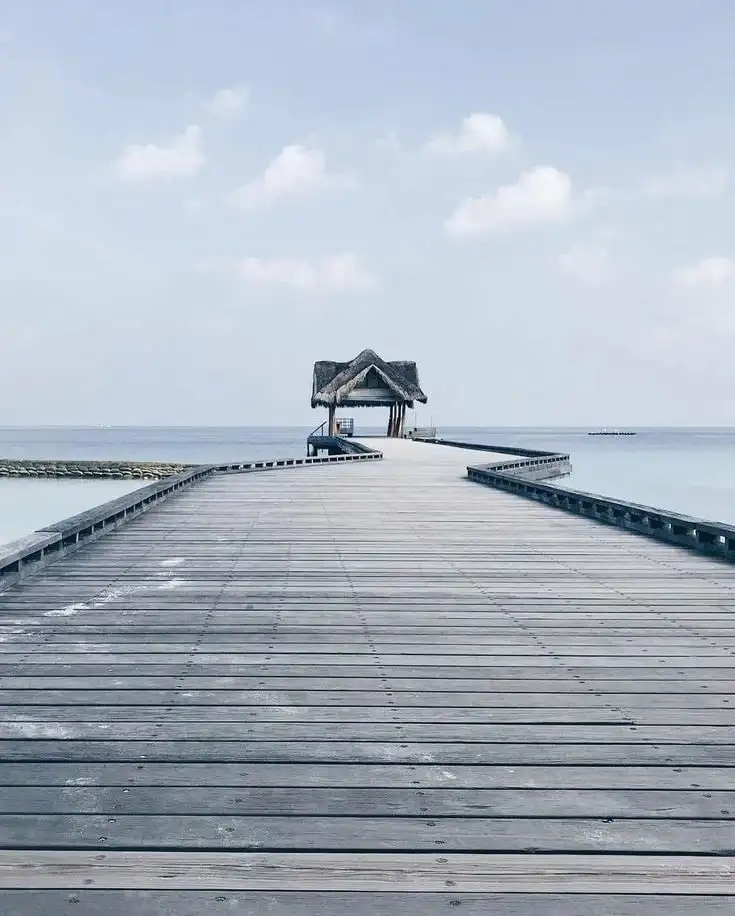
[0,459,190,480]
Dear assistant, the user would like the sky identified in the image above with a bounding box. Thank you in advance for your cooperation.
[1,0,735,426]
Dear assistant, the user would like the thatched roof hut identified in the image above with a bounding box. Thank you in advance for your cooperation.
[311,349,428,437]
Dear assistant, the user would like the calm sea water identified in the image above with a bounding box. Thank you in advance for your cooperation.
[0,426,733,547]
[0,427,309,547]
[445,427,735,528]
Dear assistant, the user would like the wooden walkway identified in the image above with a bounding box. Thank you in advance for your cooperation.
[0,437,734,913]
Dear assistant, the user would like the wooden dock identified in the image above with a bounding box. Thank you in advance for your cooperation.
[0,437,734,913]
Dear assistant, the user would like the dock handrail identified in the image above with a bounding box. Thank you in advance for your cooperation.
[463,446,735,563]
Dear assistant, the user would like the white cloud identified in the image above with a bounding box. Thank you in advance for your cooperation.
[672,256,735,291]
[235,254,377,294]
[113,125,204,183]
[425,113,513,156]
[230,145,343,209]
[643,166,727,199]
[447,166,574,237]
[205,85,249,120]
[556,244,613,287]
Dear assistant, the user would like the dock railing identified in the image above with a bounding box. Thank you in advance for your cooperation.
[406,426,437,440]
[0,449,382,591]
[455,439,735,563]
[427,437,572,482]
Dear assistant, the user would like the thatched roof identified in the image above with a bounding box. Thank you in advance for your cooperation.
[312,349,428,408]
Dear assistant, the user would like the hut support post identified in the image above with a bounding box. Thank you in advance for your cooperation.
[328,405,336,437]
[387,405,393,438]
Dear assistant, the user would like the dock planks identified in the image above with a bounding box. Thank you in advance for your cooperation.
[0,437,734,912]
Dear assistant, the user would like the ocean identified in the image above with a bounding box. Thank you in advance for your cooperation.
[1,426,734,547]
[446,427,735,528]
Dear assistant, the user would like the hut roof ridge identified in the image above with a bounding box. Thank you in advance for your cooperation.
[311,349,428,408]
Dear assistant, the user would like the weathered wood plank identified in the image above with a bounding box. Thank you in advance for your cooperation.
[3,892,734,916]
[3,664,734,676]
[6,614,735,626]
[0,740,730,764]
[4,641,733,653]
[1,721,733,741]
[5,653,733,665]
[8,629,735,641]
[0,851,732,892]
[2,718,735,743]
[0,786,730,817]
[1,676,732,691]
[1,690,734,708]
[4,704,734,724]
[0,813,733,851]
[0,762,731,789]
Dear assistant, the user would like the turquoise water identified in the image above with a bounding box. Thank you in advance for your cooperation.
[0,479,143,547]
[0,427,309,547]
[1,426,734,547]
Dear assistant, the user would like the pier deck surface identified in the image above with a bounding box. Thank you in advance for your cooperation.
[0,438,734,913]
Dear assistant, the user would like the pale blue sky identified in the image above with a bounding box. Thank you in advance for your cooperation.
[1,0,734,425]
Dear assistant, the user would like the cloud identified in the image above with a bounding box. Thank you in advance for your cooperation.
[113,125,204,183]
[447,166,574,237]
[205,85,249,120]
[233,254,377,294]
[672,256,735,291]
[555,244,613,288]
[230,145,344,209]
[425,113,513,156]
[643,166,727,199]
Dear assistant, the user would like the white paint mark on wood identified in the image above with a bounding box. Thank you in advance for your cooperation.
[44,602,88,617]
[1,719,69,738]
[0,627,28,642]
